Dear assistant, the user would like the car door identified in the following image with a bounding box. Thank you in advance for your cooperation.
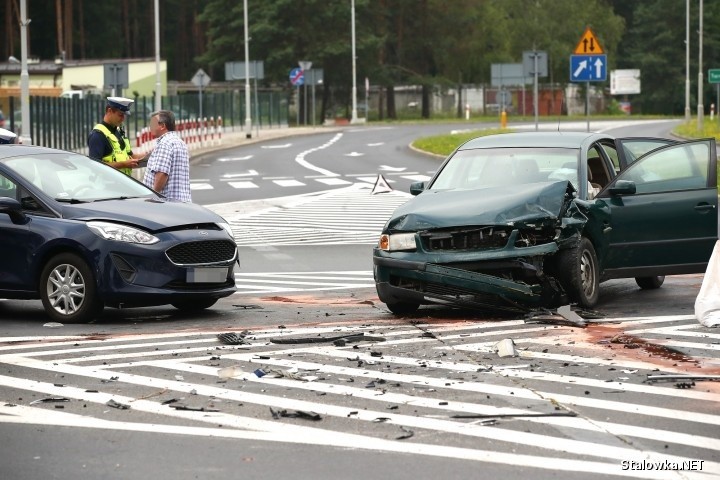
[0,175,36,292]
[600,139,718,276]
[614,137,679,170]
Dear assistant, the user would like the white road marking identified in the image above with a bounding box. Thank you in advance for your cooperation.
[345,152,364,157]
[295,133,342,176]
[228,181,259,189]
[314,178,352,185]
[379,165,406,172]
[272,179,306,187]
[221,170,259,178]
[262,143,292,149]
[217,155,253,161]
[190,183,213,190]
[401,174,432,181]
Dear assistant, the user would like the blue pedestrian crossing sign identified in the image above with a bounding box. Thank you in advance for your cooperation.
[289,67,305,86]
[570,54,607,82]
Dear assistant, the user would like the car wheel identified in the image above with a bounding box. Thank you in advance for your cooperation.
[556,237,600,308]
[40,253,104,323]
[635,276,665,289]
[385,301,420,315]
[172,298,218,312]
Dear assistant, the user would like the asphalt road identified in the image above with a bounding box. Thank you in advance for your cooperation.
[1,119,718,480]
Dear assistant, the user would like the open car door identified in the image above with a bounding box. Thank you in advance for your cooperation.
[614,137,679,170]
[600,139,718,278]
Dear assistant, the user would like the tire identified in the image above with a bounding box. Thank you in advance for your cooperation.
[40,253,104,323]
[385,301,420,316]
[555,237,600,308]
[172,298,218,312]
[635,276,665,290]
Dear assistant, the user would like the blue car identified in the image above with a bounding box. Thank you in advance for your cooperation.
[0,144,238,323]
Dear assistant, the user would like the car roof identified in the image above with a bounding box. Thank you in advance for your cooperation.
[0,144,74,160]
[458,131,613,150]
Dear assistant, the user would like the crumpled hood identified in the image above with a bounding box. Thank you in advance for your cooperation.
[386,181,574,231]
[59,197,227,231]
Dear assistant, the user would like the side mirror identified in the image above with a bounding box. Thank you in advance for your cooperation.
[608,179,636,196]
[410,181,426,196]
[0,196,27,224]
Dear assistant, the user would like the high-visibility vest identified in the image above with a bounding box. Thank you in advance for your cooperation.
[93,123,132,175]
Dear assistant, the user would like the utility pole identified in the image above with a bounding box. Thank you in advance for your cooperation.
[697,0,704,131]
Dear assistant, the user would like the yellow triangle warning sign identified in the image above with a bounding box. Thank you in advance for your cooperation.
[371,174,393,194]
[574,27,603,55]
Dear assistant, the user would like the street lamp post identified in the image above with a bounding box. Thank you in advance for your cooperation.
[243,0,252,138]
[685,0,691,121]
[19,0,31,145]
[154,0,161,111]
[697,0,704,131]
[350,0,359,123]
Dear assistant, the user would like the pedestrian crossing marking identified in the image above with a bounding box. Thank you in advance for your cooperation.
[0,315,717,475]
[314,178,352,185]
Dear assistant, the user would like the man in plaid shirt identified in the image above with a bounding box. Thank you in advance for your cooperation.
[143,110,191,202]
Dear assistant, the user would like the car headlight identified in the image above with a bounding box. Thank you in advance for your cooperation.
[87,221,159,245]
[379,233,417,251]
[218,222,234,238]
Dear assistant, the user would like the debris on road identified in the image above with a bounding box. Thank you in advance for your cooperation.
[396,426,414,440]
[494,338,518,358]
[29,397,70,405]
[169,404,220,412]
[130,388,169,402]
[269,407,321,421]
[217,332,250,345]
[270,332,386,345]
[42,322,64,328]
[523,305,588,327]
[451,411,577,419]
[106,399,130,410]
[645,374,720,384]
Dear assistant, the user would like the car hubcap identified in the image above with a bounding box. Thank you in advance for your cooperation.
[47,264,85,316]
[580,250,596,298]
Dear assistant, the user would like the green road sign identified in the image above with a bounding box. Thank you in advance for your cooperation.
[709,69,720,84]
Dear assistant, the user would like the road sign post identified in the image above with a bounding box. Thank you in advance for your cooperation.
[191,68,211,121]
[569,28,605,132]
[710,69,720,125]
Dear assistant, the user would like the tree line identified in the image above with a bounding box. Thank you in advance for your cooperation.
[2,0,720,117]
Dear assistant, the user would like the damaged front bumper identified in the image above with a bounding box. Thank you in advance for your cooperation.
[374,240,560,312]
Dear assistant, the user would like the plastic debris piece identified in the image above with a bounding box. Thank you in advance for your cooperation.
[175,375,184,381]
[254,368,266,378]
[270,332,386,345]
[451,412,577,419]
[494,338,518,358]
[218,366,244,379]
[42,322,64,328]
[645,374,720,384]
[217,332,248,345]
[169,404,220,412]
[29,397,70,405]
[396,426,414,440]
[269,407,321,421]
[106,399,130,410]
[557,305,587,327]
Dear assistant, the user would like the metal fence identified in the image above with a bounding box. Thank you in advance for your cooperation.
[2,90,289,152]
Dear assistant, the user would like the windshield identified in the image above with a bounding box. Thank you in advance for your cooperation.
[429,147,581,191]
[2,152,155,201]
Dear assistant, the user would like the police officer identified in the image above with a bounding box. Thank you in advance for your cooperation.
[0,127,19,144]
[87,97,144,174]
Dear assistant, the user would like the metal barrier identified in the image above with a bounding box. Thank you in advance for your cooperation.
[1,91,287,152]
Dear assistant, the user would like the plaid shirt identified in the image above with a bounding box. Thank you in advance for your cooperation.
[143,131,191,202]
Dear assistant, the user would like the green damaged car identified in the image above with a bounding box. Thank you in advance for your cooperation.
[373,132,718,314]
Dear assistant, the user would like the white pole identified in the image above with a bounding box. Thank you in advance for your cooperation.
[685,0,691,121]
[154,0,162,112]
[19,0,31,145]
[697,0,704,131]
[350,0,359,123]
[243,0,252,138]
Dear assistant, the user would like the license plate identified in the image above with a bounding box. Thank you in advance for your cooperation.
[187,267,228,283]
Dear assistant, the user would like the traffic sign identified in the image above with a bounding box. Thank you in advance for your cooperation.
[191,68,211,88]
[709,69,720,84]
[570,54,607,82]
[289,67,304,86]
[574,27,604,55]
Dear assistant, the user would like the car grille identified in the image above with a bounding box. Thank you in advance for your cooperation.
[166,240,237,265]
[420,227,510,251]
